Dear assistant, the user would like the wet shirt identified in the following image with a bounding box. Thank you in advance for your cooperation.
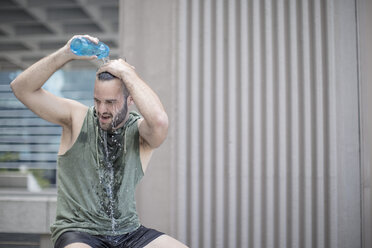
[50,107,143,245]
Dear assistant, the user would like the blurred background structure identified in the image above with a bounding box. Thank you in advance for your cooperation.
[1,0,372,248]
[0,0,119,70]
[0,0,119,247]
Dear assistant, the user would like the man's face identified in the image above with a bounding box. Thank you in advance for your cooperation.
[94,78,128,131]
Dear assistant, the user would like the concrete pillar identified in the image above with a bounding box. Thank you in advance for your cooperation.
[358,0,372,247]
[119,1,367,247]
[119,0,178,235]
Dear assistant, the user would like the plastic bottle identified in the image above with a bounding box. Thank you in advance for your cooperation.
[70,37,110,59]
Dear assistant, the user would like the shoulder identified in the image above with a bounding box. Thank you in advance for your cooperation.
[58,102,89,155]
[127,111,142,130]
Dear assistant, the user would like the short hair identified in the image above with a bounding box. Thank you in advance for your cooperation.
[97,71,117,81]
[97,71,129,99]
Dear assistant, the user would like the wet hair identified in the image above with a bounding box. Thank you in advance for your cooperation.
[97,71,129,99]
[97,71,117,81]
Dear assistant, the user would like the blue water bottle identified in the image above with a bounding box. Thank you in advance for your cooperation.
[70,37,110,59]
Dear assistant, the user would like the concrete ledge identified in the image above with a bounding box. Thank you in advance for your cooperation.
[0,172,28,188]
[0,190,57,234]
[0,172,41,192]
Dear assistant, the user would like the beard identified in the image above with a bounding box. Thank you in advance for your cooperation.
[111,102,128,130]
[98,101,128,132]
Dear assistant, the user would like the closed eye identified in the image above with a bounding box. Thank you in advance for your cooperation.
[105,100,117,104]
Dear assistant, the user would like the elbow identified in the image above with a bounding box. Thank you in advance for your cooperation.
[155,111,169,138]
[10,78,37,99]
[156,112,169,133]
[10,78,24,97]
[10,80,15,92]
[10,80,19,98]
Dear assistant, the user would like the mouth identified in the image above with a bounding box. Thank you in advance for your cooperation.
[99,115,112,123]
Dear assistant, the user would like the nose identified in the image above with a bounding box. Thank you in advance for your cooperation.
[96,102,108,114]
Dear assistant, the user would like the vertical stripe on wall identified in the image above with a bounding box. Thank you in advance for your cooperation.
[174,0,358,247]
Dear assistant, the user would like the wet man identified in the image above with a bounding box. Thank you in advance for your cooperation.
[11,35,187,248]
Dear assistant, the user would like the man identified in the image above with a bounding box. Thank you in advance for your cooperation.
[11,35,187,248]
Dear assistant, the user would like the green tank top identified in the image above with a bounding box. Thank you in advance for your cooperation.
[50,107,143,244]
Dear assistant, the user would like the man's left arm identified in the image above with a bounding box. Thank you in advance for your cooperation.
[98,59,169,148]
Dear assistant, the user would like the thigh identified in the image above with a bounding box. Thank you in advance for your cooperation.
[65,243,92,248]
[144,235,188,248]
[54,231,106,248]
[122,225,164,247]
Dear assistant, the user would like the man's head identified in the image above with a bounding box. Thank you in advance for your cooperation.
[94,71,131,131]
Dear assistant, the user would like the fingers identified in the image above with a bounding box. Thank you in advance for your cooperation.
[68,34,99,45]
[96,58,136,80]
[75,34,99,44]
[81,55,98,61]
[82,34,99,44]
[98,59,132,71]
[66,34,100,61]
[96,61,117,76]
[96,64,109,75]
[117,58,136,69]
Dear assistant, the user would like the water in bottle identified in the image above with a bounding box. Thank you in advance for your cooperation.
[70,37,110,59]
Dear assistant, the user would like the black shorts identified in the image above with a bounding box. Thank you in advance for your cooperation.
[54,225,164,248]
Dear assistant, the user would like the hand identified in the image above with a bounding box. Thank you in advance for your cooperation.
[96,59,137,83]
[63,34,99,60]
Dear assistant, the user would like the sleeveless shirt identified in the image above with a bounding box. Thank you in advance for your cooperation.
[50,107,143,244]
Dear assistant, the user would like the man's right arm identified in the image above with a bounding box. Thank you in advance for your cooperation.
[10,35,97,127]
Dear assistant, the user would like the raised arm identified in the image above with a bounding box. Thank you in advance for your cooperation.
[10,35,98,127]
[97,59,168,149]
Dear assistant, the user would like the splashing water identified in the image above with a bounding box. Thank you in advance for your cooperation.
[101,56,110,65]
[100,129,118,234]
[96,101,127,235]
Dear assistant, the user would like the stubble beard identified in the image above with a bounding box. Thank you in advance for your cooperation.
[99,102,128,132]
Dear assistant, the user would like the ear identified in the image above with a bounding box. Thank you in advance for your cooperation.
[127,96,134,106]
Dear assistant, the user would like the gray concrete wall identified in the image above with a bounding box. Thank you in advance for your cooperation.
[119,0,178,235]
[119,1,368,248]
[0,192,56,233]
[358,0,372,247]
[0,0,370,247]
[0,191,56,248]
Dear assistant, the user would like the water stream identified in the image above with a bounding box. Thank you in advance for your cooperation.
[97,127,121,235]
[102,57,110,65]
[95,88,126,236]
[102,130,117,233]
